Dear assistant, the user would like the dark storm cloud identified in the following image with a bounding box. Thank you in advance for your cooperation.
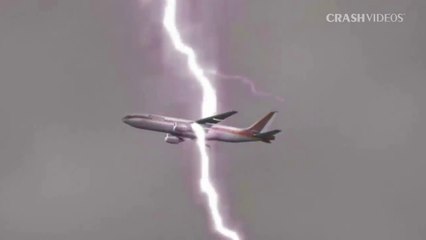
[0,0,425,240]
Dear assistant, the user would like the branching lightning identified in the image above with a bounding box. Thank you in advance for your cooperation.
[207,70,285,102]
[162,0,241,240]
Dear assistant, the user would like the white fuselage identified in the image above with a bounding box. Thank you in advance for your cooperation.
[122,114,258,143]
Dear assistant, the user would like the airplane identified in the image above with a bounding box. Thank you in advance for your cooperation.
[122,111,281,144]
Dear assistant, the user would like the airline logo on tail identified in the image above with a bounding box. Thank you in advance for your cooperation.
[237,111,280,143]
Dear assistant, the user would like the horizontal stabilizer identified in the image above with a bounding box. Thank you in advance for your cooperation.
[196,111,238,125]
[254,129,281,139]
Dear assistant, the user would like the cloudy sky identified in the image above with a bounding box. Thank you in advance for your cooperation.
[0,0,425,240]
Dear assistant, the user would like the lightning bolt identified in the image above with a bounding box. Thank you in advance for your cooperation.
[207,70,285,102]
[163,0,216,117]
[191,124,241,240]
[162,0,241,240]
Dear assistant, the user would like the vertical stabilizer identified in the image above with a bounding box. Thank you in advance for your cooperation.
[245,111,277,133]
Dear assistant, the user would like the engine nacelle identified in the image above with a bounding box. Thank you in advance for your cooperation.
[164,134,184,144]
[172,123,191,132]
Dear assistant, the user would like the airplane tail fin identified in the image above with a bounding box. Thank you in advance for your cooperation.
[245,111,277,133]
[254,129,282,143]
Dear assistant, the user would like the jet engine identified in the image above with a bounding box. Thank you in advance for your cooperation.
[164,134,184,144]
[172,123,191,133]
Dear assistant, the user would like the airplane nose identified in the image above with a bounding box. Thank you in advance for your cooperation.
[122,116,130,124]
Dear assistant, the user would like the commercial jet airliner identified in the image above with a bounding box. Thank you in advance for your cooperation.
[122,111,281,144]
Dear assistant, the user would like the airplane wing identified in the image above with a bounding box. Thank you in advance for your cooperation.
[195,111,238,125]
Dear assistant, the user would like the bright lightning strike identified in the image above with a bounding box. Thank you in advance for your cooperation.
[162,1,242,240]
[163,0,216,117]
[191,124,241,240]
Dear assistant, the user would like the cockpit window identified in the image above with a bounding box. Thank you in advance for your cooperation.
[125,114,152,119]
[123,114,167,120]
